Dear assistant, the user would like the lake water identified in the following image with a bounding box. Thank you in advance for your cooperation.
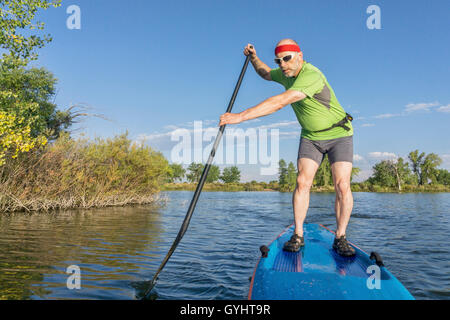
[0,191,448,300]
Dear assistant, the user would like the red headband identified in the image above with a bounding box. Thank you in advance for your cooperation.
[275,44,301,55]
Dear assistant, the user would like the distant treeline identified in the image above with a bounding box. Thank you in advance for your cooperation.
[278,151,449,192]
[167,163,241,184]
[165,151,450,193]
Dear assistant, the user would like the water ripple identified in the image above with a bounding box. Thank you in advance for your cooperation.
[0,191,448,300]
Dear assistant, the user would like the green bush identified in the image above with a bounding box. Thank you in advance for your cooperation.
[0,132,170,212]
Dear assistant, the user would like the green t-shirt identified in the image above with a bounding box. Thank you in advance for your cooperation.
[270,61,353,140]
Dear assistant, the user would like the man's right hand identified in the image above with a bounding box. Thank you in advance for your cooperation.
[244,44,256,57]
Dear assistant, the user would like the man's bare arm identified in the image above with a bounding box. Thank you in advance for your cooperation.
[244,44,272,81]
[219,90,306,125]
[250,55,272,81]
[240,90,305,121]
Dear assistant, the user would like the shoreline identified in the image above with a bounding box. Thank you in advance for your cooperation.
[1,183,448,214]
[162,183,450,193]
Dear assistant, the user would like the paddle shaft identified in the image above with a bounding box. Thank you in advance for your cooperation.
[143,51,251,298]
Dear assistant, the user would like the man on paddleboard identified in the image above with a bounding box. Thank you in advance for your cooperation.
[219,39,355,257]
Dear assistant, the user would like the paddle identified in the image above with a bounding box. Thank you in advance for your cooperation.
[142,47,252,299]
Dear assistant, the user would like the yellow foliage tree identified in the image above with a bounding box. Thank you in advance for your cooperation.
[0,91,47,165]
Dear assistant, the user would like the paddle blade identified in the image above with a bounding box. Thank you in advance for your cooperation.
[133,279,158,300]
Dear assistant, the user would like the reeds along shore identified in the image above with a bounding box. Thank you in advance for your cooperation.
[0,133,171,213]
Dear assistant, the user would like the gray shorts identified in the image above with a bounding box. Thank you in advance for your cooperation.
[297,136,353,166]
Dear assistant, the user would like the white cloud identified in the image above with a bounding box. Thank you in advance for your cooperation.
[374,113,402,119]
[368,152,398,160]
[137,119,301,145]
[278,131,301,139]
[404,101,439,113]
[136,131,172,141]
[255,120,299,130]
[354,154,364,162]
[357,101,448,122]
[245,118,261,124]
[163,125,181,131]
[202,119,219,126]
[361,123,375,127]
[134,122,217,151]
[437,104,450,113]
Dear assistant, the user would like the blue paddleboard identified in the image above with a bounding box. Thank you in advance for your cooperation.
[248,223,414,300]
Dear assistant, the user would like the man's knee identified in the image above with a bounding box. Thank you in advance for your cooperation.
[296,175,313,192]
[335,180,351,196]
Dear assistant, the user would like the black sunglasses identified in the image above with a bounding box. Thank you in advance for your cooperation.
[274,54,294,65]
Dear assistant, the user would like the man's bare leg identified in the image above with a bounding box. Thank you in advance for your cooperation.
[331,161,353,237]
[292,158,320,237]
[335,193,340,222]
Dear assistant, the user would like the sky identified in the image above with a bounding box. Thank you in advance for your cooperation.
[25,0,450,182]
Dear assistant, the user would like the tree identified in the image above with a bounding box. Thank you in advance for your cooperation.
[220,166,240,183]
[351,167,361,183]
[408,150,425,185]
[186,162,203,183]
[368,157,413,190]
[420,153,442,185]
[168,163,185,183]
[387,157,411,191]
[311,156,361,187]
[206,165,220,183]
[278,159,288,187]
[0,89,49,165]
[368,160,396,187]
[183,163,220,183]
[435,169,450,185]
[0,66,79,140]
[286,161,297,190]
[1,1,69,137]
[0,1,77,165]
[314,155,332,187]
[0,109,46,165]
[0,62,87,166]
[0,0,61,65]
[408,150,442,185]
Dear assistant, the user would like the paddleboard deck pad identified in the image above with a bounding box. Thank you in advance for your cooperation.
[248,223,414,300]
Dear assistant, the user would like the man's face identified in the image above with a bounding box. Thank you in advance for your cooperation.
[275,51,303,78]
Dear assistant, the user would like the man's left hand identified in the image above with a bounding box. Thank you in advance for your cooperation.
[219,112,243,126]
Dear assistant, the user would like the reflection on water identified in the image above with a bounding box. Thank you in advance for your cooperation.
[0,191,449,300]
[0,205,164,299]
